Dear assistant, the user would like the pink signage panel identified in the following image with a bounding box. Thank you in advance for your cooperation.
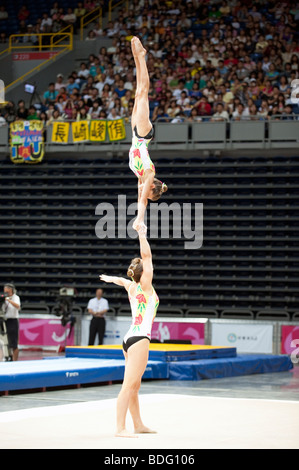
[151,321,205,344]
[19,318,75,347]
[281,325,299,354]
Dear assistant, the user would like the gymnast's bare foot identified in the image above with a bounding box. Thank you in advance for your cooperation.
[134,425,157,434]
[131,36,146,57]
[115,429,138,438]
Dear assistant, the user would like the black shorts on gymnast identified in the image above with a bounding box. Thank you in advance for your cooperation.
[122,336,150,353]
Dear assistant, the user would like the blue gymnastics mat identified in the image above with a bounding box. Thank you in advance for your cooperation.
[65,344,237,362]
[168,354,293,381]
[0,357,168,392]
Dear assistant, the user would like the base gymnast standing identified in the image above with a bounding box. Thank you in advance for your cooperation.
[129,36,168,231]
[100,225,159,437]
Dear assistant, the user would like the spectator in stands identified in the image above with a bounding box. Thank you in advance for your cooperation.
[232,102,250,120]
[43,83,59,106]
[62,8,77,29]
[16,100,28,120]
[41,12,53,30]
[0,5,8,21]
[66,75,80,94]
[18,5,30,23]
[55,74,65,91]
[212,102,229,121]
[194,95,212,116]
[74,2,86,30]
[86,30,96,40]
[0,32,7,43]
[84,0,96,13]
[2,283,21,361]
[87,288,109,346]
[22,24,38,46]
[27,105,40,120]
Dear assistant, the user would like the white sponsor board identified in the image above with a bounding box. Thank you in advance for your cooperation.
[211,323,273,353]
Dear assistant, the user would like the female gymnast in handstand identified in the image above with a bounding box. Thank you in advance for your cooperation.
[129,36,167,231]
[100,225,159,438]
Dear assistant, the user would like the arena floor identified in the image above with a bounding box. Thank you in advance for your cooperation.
[0,352,298,449]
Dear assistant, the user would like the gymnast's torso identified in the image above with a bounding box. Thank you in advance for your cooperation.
[129,125,155,179]
[123,282,159,343]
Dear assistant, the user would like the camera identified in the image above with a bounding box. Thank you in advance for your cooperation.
[53,287,77,328]
[0,292,9,306]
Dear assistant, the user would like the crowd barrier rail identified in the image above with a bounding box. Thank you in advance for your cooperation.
[1,117,298,153]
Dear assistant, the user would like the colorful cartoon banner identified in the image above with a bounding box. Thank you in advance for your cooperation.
[10,120,44,163]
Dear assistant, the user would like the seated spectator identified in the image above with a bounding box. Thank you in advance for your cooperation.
[77,106,91,121]
[177,90,191,113]
[74,2,86,29]
[47,109,64,125]
[166,99,181,119]
[282,104,295,120]
[152,105,169,122]
[114,79,126,98]
[43,83,59,106]
[232,102,250,120]
[86,30,97,40]
[66,76,80,94]
[279,75,290,96]
[27,105,40,120]
[187,107,201,122]
[212,102,229,121]
[194,96,212,116]
[266,63,280,82]
[88,100,102,118]
[78,62,90,80]
[0,6,8,21]
[22,24,38,46]
[18,5,30,22]
[0,32,7,43]
[107,106,121,121]
[248,78,260,101]
[56,95,66,113]
[62,8,77,28]
[84,0,96,13]
[16,100,28,120]
[55,74,65,91]
[41,12,53,30]
[261,79,274,100]
[172,79,189,99]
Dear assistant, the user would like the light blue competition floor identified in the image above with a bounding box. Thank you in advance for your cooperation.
[0,344,293,393]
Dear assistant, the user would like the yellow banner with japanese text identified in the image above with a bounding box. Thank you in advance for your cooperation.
[50,119,126,143]
[51,121,70,144]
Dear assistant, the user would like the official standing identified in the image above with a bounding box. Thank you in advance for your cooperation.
[87,288,109,345]
[3,283,21,361]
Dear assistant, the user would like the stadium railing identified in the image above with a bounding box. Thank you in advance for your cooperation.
[1,117,299,153]
[80,6,103,41]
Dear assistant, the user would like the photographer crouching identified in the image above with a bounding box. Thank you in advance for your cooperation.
[2,283,21,361]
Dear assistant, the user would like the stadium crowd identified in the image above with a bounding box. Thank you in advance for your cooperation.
[1,0,299,127]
